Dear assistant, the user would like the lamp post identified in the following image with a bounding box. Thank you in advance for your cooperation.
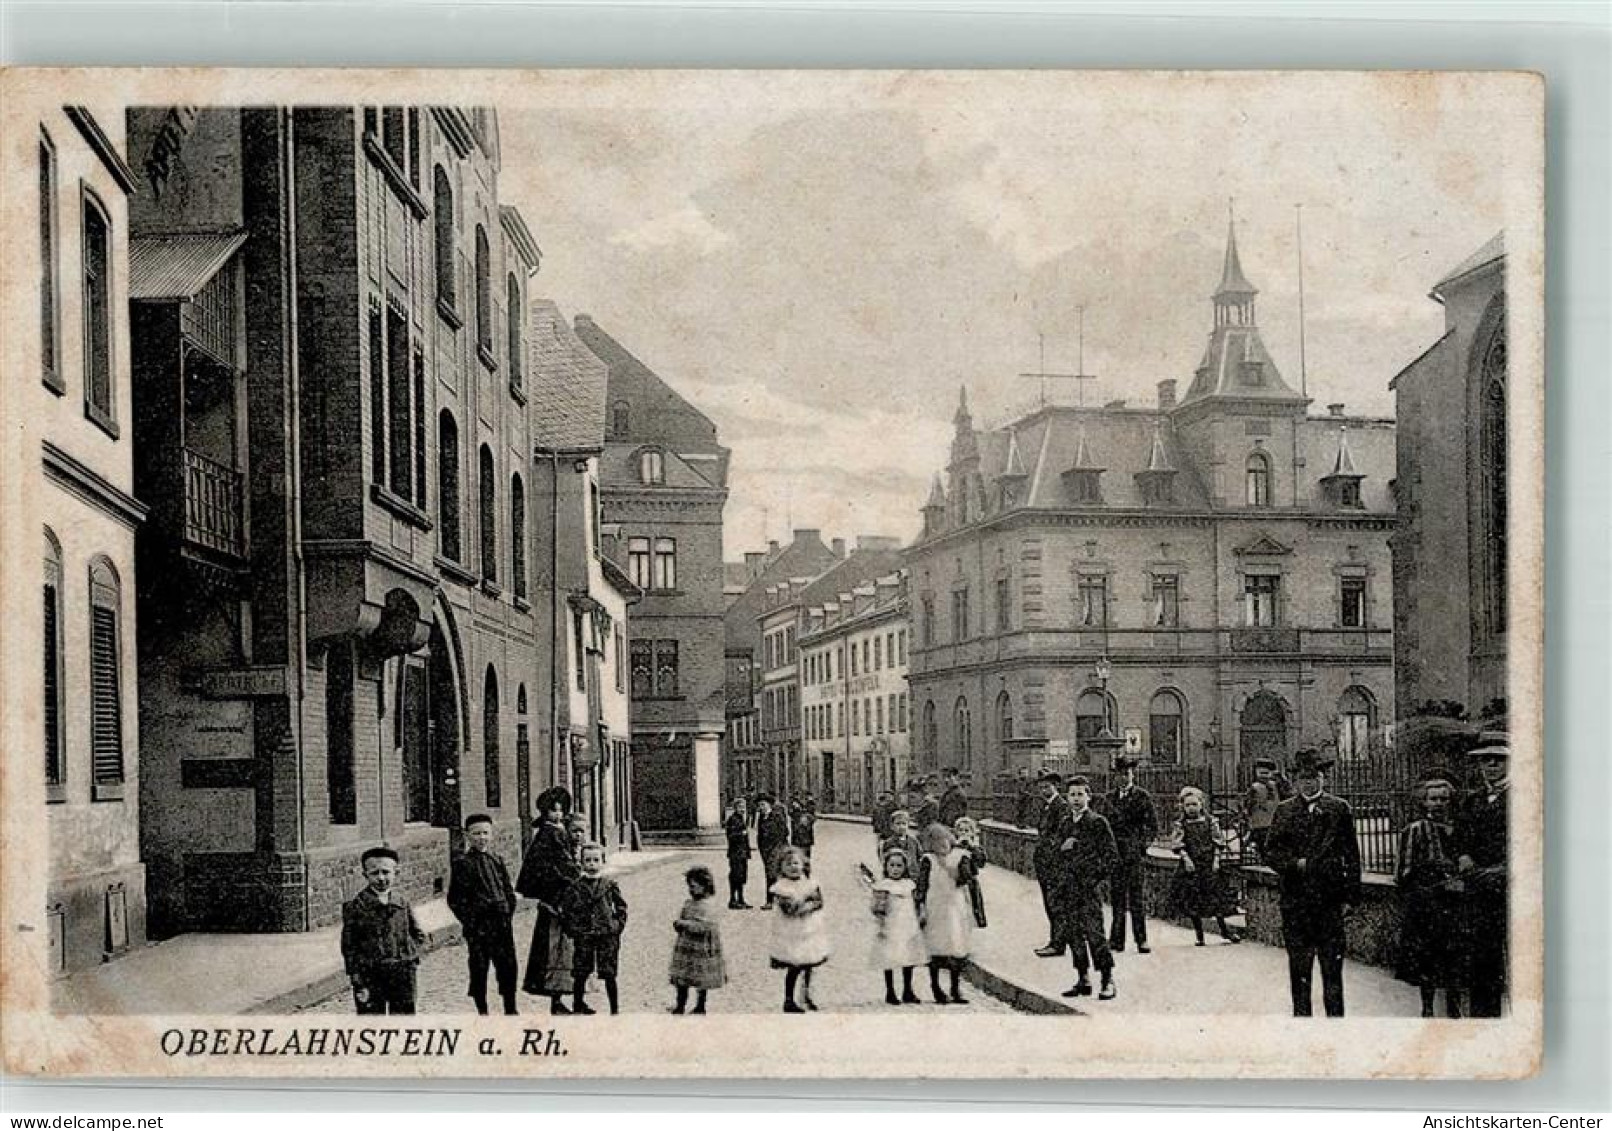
[1086,656,1124,770]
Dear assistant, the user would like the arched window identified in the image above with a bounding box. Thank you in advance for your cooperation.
[611,400,630,438]
[433,167,456,311]
[995,691,1014,754]
[478,444,497,584]
[1075,688,1115,758]
[1245,451,1272,507]
[1336,686,1376,762]
[506,273,523,389]
[510,472,527,600]
[437,411,461,562]
[1480,327,1508,636]
[639,448,664,485]
[954,697,972,770]
[474,225,492,354]
[1148,689,1185,765]
[483,666,501,807]
[44,529,64,792]
[922,700,938,768]
[88,557,125,798]
[1239,691,1288,769]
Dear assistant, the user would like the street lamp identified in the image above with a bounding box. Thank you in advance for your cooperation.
[1086,656,1123,769]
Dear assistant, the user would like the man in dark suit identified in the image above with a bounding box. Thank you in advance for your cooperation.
[1455,741,1510,1018]
[912,776,942,830]
[1263,748,1362,1017]
[1059,776,1120,1000]
[447,813,520,1015]
[1101,755,1158,954]
[754,795,792,908]
[938,768,970,827]
[1032,771,1074,957]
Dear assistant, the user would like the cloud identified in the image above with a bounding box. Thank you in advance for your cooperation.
[608,205,732,256]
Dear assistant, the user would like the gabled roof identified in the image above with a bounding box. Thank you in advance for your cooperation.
[129,230,246,301]
[600,441,721,490]
[530,299,609,451]
[1432,231,1504,298]
[795,546,906,610]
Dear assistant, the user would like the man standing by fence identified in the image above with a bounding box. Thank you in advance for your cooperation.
[1456,741,1510,1017]
[1264,748,1362,1017]
[1102,756,1158,954]
[1032,772,1074,957]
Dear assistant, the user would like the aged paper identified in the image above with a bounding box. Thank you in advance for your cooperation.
[0,68,1543,1079]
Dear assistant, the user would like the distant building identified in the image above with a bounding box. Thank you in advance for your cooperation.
[906,220,1396,784]
[34,105,146,974]
[1389,233,1509,758]
[577,315,729,843]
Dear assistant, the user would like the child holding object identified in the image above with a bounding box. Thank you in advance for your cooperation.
[769,846,830,1013]
[868,845,927,1005]
[669,865,728,1015]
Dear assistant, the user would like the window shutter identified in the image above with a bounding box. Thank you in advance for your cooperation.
[90,605,123,784]
[44,584,62,785]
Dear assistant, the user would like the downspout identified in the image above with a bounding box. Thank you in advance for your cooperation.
[548,449,562,798]
[282,108,310,887]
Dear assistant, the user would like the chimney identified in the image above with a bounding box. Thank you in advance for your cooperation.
[1157,380,1177,410]
[1328,403,1346,417]
[767,539,779,555]
[831,537,846,558]
[574,313,594,326]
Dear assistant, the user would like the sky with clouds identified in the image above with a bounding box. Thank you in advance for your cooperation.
[495,72,1521,555]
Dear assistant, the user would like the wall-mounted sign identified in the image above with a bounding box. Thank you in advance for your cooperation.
[196,666,286,699]
[1123,728,1144,754]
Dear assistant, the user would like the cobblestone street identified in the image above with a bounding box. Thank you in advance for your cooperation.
[302,821,1014,1016]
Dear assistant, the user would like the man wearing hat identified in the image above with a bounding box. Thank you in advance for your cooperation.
[1455,741,1510,1017]
[754,794,793,909]
[938,767,971,827]
[340,846,425,1015]
[912,776,943,831]
[1263,748,1361,1017]
[1101,755,1158,953]
[1032,771,1075,957]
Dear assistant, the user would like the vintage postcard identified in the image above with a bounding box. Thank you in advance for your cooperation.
[0,68,1543,1079]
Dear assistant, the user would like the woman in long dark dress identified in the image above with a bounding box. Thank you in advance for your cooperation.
[516,786,580,1014]
[1395,773,1468,1018]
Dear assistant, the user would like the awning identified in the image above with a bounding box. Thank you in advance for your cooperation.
[129,230,247,301]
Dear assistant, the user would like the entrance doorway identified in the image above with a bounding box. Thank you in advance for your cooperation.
[1238,691,1289,775]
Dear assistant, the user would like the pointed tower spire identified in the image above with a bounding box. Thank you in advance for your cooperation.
[927,473,947,507]
[1217,202,1258,300]
[954,384,972,427]
[1319,424,1366,509]
[920,472,949,539]
[1146,421,1174,472]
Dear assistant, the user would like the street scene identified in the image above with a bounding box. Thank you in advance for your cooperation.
[20,71,1529,1055]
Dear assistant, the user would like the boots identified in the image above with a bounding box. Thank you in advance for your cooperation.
[884,970,901,1006]
[901,966,921,1004]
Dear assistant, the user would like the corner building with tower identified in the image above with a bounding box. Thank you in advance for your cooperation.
[905,221,1397,786]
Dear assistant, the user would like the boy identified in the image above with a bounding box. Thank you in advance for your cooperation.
[340,846,425,1015]
[754,795,793,908]
[1058,776,1119,1000]
[879,808,925,881]
[559,842,629,1015]
[1101,755,1158,954]
[447,813,519,1016]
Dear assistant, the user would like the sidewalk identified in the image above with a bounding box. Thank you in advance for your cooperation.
[55,848,683,1016]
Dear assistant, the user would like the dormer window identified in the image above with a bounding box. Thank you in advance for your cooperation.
[1245,452,1272,507]
[639,449,664,485]
[1065,469,1103,504]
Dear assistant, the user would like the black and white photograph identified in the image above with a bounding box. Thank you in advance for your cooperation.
[0,67,1543,1080]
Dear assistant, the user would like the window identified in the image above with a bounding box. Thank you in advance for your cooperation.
[483,667,502,808]
[886,632,896,668]
[437,411,462,561]
[44,531,64,795]
[40,133,60,392]
[387,306,412,499]
[507,274,524,389]
[1246,452,1272,507]
[478,445,497,584]
[573,612,587,693]
[631,639,680,698]
[433,167,456,311]
[614,625,624,693]
[952,586,971,641]
[639,449,664,485]
[921,598,935,647]
[413,351,426,504]
[590,482,601,555]
[922,700,937,761]
[510,473,527,600]
[1340,576,1366,628]
[1150,574,1180,627]
[382,107,407,170]
[1075,689,1114,757]
[849,643,858,677]
[88,559,124,798]
[873,635,882,670]
[898,630,906,664]
[326,642,356,824]
[876,696,885,735]
[1480,328,1508,636]
[653,538,677,590]
[611,400,630,438]
[627,537,651,589]
[1077,575,1108,627]
[1336,686,1375,761]
[898,692,908,733]
[82,190,113,432]
[954,697,972,770]
[1336,478,1362,509]
[996,691,1013,751]
[996,576,1012,632]
[474,225,493,357]
[837,702,844,737]
[852,699,860,736]
[861,639,870,672]
[406,109,420,187]
[889,693,898,737]
[1244,573,1279,627]
[1149,690,1184,765]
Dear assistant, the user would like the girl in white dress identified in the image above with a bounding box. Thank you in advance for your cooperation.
[916,822,982,1005]
[768,846,829,1013]
[868,845,928,1005]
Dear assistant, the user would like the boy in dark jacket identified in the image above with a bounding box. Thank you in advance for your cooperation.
[754,796,792,907]
[560,842,629,1015]
[448,813,519,1016]
[341,846,424,1015]
[1059,777,1119,1000]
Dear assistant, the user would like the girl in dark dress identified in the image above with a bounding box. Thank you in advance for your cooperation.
[1168,787,1241,946]
[1395,773,1468,1018]
[516,786,580,1014]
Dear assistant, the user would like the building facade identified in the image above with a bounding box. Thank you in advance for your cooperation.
[576,315,729,844]
[907,221,1397,786]
[799,569,912,813]
[125,106,550,937]
[32,106,147,974]
[1389,233,1509,759]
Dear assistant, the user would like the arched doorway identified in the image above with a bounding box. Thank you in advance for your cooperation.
[1238,691,1288,772]
[400,614,465,832]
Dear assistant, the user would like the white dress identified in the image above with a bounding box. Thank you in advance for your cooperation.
[920,848,974,960]
[868,877,928,970]
[769,876,831,968]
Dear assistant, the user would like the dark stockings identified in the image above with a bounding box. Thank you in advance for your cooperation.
[1420,986,1462,1019]
[573,977,620,1016]
[673,985,709,1014]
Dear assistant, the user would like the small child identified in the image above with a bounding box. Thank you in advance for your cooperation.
[558,842,629,1015]
[952,816,989,930]
[668,865,728,1014]
[1168,786,1241,946]
[769,846,830,1013]
[446,813,519,1016]
[916,823,980,1005]
[340,846,424,1015]
[878,809,924,880]
[869,846,927,1005]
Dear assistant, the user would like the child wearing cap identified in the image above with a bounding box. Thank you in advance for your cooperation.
[448,814,520,1015]
[340,846,425,1015]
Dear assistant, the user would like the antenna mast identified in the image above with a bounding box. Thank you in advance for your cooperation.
[1296,203,1309,399]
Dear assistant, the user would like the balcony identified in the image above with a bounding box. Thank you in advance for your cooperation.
[182,448,245,559]
[1229,627,1301,654]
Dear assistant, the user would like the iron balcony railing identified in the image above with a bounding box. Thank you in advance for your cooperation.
[182,447,244,559]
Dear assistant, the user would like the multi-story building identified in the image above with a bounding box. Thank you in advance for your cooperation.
[529,299,640,848]
[125,106,548,936]
[30,105,147,974]
[1389,233,1509,759]
[799,568,912,812]
[576,315,729,844]
[906,220,1396,784]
